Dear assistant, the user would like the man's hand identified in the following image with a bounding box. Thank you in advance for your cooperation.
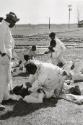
[28,87,34,92]
[44,51,50,54]
[25,82,32,88]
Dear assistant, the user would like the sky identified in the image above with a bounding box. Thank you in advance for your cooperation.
[0,0,83,24]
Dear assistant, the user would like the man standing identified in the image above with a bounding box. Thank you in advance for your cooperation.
[0,12,19,109]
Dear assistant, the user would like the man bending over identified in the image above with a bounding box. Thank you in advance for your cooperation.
[23,60,69,103]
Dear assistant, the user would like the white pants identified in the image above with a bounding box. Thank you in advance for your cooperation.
[0,55,11,102]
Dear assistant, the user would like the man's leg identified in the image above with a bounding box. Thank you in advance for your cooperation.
[0,59,8,109]
[3,58,19,101]
[60,93,83,105]
[8,61,13,91]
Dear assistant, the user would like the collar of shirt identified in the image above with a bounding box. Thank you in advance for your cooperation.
[2,19,10,27]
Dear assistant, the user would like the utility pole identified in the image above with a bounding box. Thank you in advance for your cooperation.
[77,7,80,27]
[49,17,51,32]
[68,5,72,28]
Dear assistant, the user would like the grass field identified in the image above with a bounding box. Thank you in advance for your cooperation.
[0,24,83,125]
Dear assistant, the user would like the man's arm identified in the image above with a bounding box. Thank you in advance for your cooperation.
[4,30,15,58]
[27,75,35,84]
[0,24,7,52]
[29,72,47,92]
[23,74,35,88]
[60,93,83,105]
[12,48,20,60]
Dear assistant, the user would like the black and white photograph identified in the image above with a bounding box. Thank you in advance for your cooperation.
[0,0,83,124]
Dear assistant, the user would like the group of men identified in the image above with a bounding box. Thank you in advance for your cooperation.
[1,12,83,110]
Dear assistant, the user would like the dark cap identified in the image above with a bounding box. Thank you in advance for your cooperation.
[32,45,36,51]
[6,12,19,23]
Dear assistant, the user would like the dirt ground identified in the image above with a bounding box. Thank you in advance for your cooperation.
[1,25,83,125]
[0,87,83,125]
[0,48,83,125]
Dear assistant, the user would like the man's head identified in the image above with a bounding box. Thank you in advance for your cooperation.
[57,62,64,68]
[5,12,19,28]
[49,32,56,39]
[24,55,31,61]
[31,45,36,51]
[25,62,37,75]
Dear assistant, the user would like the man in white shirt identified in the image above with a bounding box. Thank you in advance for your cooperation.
[0,12,19,109]
[44,32,66,67]
[23,60,69,103]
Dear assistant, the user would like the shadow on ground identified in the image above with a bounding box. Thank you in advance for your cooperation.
[0,97,58,120]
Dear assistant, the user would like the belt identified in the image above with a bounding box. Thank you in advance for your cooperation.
[0,51,6,57]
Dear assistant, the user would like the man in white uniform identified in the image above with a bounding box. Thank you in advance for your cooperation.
[23,60,69,103]
[44,32,66,67]
[0,12,19,109]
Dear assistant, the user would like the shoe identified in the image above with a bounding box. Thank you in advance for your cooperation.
[0,104,5,110]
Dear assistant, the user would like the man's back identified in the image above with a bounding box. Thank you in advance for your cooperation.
[40,62,64,91]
